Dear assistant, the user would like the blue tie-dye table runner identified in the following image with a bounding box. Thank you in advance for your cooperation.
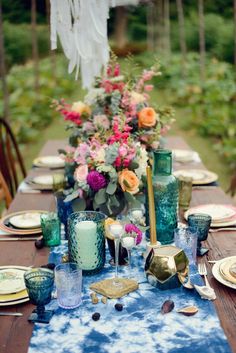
[28,241,232,353]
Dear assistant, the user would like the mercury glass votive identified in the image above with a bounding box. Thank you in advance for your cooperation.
[24,268,54,323]
[178,176,193,211]
[68,211,106,275]
[41,212,61,247]
[187,213,212,256]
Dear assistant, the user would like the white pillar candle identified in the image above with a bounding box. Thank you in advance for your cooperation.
[75,221,98,270]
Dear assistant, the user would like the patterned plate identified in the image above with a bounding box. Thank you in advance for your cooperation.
[219,258,236,285]
[0,268,26,295]
[184,204,236,225]
[174,169,218,185]
[212,257,236,290]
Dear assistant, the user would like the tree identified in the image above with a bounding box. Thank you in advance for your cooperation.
[176,0,187,76]
[114,6,128,49]
[198,0,206,81]
[45,0,56,84]
[163,0,171,55]
[234,0,236,73]
[31,0,39,94]
[0,0,9,120]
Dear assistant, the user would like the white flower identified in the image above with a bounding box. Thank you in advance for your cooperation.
[135,145,148,179]
[84,88,105,105]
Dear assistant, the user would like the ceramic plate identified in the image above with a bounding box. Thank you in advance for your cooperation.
[33,155,65,168]
[0,210,46,235]
[212,257,236,290]
[185,204,236,223]
[219,259,236,285]
[172,149,199,163]
[9,212,41,229]
[0,268,26,295]
[174,169,218,185]
[0,266,30,304]
[31,175,54,186]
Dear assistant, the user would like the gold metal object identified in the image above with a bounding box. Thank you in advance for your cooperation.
[145,245,191,290]
[90,278,138,299]
[146,165,157,245]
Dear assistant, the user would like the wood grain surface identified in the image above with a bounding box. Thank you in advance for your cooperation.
[0,137,235,353]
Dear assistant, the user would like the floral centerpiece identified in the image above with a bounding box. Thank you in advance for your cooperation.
[53,56,174,216]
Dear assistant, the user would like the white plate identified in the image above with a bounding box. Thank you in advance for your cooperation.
[0,268,25,295]
[185,204,236,223]
[32,175,54,186]
[34,156,65,168]
[9,212,42,229]
[174,169,218,185]
[212,256,236,290]
[172,149,200,163]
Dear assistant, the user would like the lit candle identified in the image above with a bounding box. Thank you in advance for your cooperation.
[109,224,123,239]
[75,221,98,270]
[146,165,157,245]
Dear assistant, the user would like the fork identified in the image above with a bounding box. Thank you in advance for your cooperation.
[198,262,211,288]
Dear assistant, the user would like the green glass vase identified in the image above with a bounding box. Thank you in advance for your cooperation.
[152,149,178,244]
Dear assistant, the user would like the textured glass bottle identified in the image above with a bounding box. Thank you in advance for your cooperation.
[152,150,178,244]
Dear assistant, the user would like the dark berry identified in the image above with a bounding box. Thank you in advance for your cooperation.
[115,303,123,311]
[41,263,56,270]
[35,238,44,249]
[92,312,100,321]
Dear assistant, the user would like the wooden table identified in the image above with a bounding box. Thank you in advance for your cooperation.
[0,137,235,353]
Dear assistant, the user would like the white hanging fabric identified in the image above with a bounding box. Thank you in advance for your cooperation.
[50,0,139,89]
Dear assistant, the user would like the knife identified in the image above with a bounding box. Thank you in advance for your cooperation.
[0,312,23,317]
[0,237,40,241]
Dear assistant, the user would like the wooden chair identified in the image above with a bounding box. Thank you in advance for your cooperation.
[227,173,236,197]
[0,170,12,210]
[0,117,26,197]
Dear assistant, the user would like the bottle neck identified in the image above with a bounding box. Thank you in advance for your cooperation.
[152,150,172,176]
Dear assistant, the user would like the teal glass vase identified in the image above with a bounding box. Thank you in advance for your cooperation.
[152,149,178,244]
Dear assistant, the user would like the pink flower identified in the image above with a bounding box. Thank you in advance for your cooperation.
[114,64,120,76]
[118,145,128,157]
[144,85,154,92]
[74,165,88,183]
[93,115,110,130]
[125,224,143,245]
[87,171,107,191]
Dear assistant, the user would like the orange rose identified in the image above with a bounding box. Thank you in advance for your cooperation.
[71,101,91,116]
[138,107,157,128]
[118,169,139,195]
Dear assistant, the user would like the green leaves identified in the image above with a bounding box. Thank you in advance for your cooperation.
[106,182,117,195]
[94,188,107,205]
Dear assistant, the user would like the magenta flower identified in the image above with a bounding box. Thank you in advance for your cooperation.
[87,171,107,192]
[125,223,143,245]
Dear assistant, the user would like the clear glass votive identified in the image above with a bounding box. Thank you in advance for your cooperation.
[55,263,82,309]
[178,176,193,211]
[174,227,198,264]
[52,173,65,192]
[41,212,61,247]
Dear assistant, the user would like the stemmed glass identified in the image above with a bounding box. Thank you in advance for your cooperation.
[108,223,124,288]
[24,268,54,323]
[187,213,212,256]
[121,236,136,278]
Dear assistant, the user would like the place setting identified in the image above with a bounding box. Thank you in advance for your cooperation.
[0,210,48,239]
[172,149,201,164]
[19,173,66,193]
[211,256,236,290]
[33,155,65,169]
[174,169,218,185]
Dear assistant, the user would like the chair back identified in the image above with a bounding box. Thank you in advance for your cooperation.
[0,170,12,209]
[0,118,26,196]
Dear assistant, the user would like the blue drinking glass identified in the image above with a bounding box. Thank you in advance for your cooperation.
[187,213,212,256]
[55,191,73,239]
[24,268,54,324]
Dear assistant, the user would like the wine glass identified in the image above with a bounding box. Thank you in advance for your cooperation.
[187,213,212,256]
[24,268,54,323]
[121,236,136,278]
[108,223,124,288]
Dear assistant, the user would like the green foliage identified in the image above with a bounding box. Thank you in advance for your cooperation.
[3,22,52,69]
[0,55,81,144]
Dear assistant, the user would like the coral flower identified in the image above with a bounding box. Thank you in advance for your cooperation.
[118,169,139,195]
[138,107,157,128]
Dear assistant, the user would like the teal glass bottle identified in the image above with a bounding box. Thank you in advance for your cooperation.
[152,149,178,244]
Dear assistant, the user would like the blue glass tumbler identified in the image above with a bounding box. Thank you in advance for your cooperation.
[55,191,73,239]
[187,213,212,256]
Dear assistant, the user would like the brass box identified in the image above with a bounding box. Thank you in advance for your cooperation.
[145,245,189,290]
